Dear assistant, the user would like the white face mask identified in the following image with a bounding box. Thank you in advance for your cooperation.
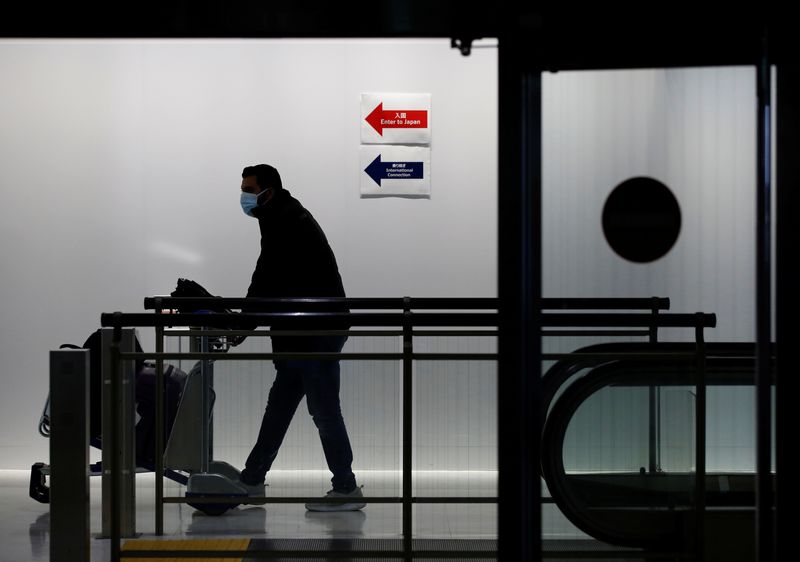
[240,191,259,216]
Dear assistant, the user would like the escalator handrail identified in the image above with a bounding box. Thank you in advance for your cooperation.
[541,345,767,549]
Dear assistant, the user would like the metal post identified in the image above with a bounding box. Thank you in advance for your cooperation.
[155,320,165,536]
[101,327,137,540]
[498,27,542,562]
[648,299,660,474]
[50,349,90,562]
[402,298,413,560]
[755,34,775,562]
[199,328,211,473]
[775,61,800,562]
[694,319,707,561]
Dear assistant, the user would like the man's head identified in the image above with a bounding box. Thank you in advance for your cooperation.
[241,164,282,198]
[240,164,281,216]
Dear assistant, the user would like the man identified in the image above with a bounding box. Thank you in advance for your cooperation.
[236,164,364,512]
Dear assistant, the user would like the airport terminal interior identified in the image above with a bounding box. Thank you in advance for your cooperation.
[0,12,793,561]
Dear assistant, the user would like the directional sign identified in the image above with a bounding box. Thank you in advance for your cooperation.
[365,154,424,186]
[361,93,431,145]
[360,145,431,196]
[365,103,429,136]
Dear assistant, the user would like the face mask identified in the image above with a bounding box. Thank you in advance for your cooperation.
[240,191,260,216]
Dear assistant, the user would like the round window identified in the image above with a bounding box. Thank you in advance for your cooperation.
[602,177,681,263]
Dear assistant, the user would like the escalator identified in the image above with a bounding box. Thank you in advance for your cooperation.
[541,343,772,554]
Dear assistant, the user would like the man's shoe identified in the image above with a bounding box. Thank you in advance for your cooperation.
[236,479,266,497]
[305,486,366,512]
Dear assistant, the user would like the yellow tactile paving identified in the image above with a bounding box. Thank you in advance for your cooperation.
[120,538,251,562]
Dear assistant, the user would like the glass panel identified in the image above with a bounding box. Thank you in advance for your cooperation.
[541,67,762,559]
[414,332,498,539]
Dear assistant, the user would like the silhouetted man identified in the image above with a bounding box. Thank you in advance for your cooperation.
[237,164,364,511]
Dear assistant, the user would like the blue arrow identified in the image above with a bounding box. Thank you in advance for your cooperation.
[365,154,424,187]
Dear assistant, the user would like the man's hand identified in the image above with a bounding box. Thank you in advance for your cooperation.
[229,335,248,347]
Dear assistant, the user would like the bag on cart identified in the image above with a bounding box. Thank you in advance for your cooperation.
[32,330,190,503]
[134,361,188,466]
[50,329,188,465]
[170,277,231,313]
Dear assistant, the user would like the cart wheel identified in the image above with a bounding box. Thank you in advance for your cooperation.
[29,463,50,503]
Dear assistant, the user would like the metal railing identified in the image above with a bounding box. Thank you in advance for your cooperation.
[96,296,715,561]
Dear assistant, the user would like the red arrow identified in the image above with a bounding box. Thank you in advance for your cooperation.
[365,102,428,136]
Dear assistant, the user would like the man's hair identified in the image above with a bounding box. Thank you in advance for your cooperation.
[242,164,283,191]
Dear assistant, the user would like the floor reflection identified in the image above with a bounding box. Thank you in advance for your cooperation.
[3,470,502,562]
[28,512,49,559]
[187,506,267,535]
[304,510,366,537]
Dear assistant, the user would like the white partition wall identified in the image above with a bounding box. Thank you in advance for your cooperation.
[0,40,760,493]
[0,39,498,469]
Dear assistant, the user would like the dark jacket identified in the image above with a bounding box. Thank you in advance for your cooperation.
[245,188,348,328]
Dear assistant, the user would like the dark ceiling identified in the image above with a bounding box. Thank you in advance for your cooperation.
[1,2,795,69]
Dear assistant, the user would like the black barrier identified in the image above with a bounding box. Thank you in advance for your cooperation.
[102,296,714,562]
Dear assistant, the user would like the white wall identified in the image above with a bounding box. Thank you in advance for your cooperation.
[0,40,762,483]
[0,39,498,469]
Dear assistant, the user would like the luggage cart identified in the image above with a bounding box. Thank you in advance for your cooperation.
[32,298,251,516]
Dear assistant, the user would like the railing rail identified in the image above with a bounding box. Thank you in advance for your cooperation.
[98,296,713,561]
[142,296,671,311]
[102,312,714,329]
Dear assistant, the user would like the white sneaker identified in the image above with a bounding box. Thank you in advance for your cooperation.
[236,479,266,497]
[305,486,366,512]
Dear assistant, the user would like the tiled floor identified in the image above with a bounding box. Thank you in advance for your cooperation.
[4,469,501,562]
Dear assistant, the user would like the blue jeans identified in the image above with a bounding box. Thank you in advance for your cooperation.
[240,335,356,492]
